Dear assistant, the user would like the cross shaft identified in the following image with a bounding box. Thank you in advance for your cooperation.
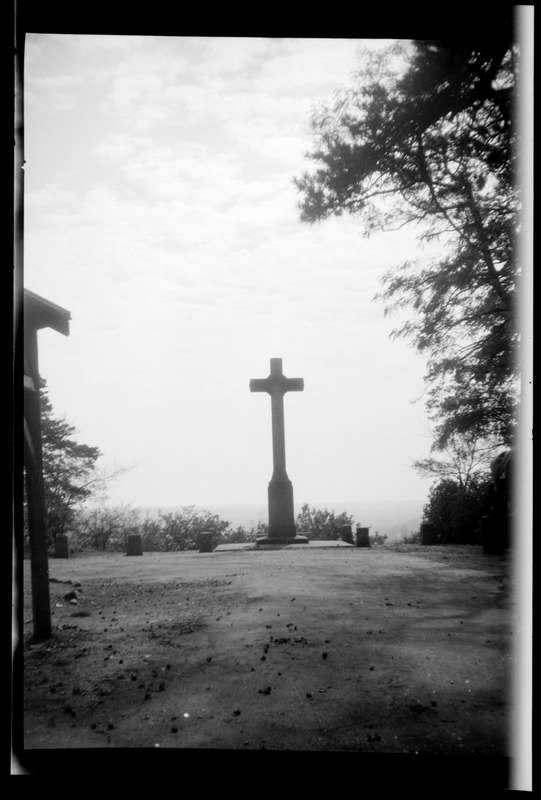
[250,358,305,542]
[249,358,303,480]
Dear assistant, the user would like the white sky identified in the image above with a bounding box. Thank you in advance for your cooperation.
[23,34,443,508]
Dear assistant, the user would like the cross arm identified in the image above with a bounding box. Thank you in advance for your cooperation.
[250,358,304,395]
[249,376,304,395]
[250,378,270,393]
[285,378,304,392]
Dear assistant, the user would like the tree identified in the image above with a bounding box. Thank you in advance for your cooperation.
[422,477,490,544]
[37,380,101,544]
[295,33,519,451]
[413,430,497,489]
[33,380,125,545]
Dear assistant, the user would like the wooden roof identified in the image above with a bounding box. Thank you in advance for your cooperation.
[24,289,71,336]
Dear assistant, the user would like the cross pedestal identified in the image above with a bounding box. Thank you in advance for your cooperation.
[250,358,308,545]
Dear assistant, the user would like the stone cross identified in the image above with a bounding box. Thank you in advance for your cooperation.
[250,358,307,544]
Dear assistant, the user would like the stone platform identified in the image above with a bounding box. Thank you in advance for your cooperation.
[214,539,354,551]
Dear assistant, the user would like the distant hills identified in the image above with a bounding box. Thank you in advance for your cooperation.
[139,499,425,541]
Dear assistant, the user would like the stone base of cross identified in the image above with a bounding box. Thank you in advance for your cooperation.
[250,357,309,545]
[259,476,308,545]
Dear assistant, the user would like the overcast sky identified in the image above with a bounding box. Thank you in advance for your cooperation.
[23,34,449,509]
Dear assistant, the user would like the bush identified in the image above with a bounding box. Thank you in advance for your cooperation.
[73,505,232,552]
[422,478,491,544]
[142,507,231,551]
[73,505,141,550]
[401,531,420,544]
[139,516,164,551]
[295,504,354,540]
[369,530,388,545]
[220,521,268,544]
[69,503,370,550]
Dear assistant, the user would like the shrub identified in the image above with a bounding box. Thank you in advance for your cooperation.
[73,505,233,552]
[73,505,141,550]
[146,507,231,551]
[295,504,354,540]
[139,516,166,551]
[220,521,268,544]
[422,478,491,544]
[401,531,420,544]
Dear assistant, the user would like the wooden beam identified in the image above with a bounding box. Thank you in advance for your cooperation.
[23,327,52,640]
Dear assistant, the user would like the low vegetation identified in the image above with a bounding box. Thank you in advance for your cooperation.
[26,487,494,556]
[421,477,492,545]
[28,502,402,554]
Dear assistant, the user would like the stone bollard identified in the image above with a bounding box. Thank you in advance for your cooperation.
[355,527,371,548]
[340,524,354,544]
[126,534,143,556]
[199,531,214,553]
[420,523,436,545]
[54,534,70,559]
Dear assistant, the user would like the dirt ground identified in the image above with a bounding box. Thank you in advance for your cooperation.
[14,542,515,787]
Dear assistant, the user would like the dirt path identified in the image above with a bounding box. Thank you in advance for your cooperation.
[15,544,513,786]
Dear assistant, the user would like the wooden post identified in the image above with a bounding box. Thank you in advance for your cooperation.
[22,291,71,640]
[17,23,71,640]
[23,328,52,640]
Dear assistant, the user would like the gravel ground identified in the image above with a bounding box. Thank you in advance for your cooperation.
[14,543,515,788]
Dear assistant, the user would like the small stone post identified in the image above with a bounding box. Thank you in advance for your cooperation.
[199,531,214,553]
[340,524,354,544]
[53,534,70,559]
[420,523,436,545]
[355,527,371,548]
[127,534,143,556]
